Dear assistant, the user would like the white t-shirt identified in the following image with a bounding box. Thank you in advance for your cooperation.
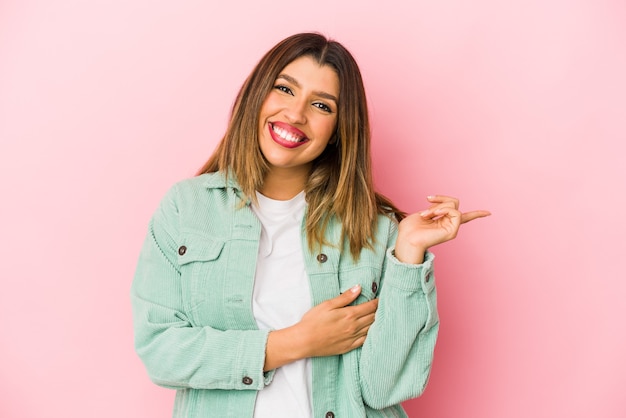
[251,191,312,418]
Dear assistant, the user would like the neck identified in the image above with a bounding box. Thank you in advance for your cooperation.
[259,166,310,200]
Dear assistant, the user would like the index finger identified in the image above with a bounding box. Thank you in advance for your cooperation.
[460,210,492,224]
[345,298,379,316]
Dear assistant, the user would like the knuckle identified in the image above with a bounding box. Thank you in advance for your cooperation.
[344,311,357,322]
[346,324,358,335]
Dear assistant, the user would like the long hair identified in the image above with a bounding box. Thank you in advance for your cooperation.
[198,32,405,259]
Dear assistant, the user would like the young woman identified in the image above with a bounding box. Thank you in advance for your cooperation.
[131,32,490,418]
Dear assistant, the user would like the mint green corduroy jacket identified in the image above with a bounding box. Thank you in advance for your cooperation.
[131,173,439,418]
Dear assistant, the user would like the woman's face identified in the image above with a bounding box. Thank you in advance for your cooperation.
[257,55,339,176]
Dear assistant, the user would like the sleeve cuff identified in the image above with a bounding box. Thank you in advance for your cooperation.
[235,329,274,390]
[384,248,436,294]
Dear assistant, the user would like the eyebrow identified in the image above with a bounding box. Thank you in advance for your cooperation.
[276,73,339,103]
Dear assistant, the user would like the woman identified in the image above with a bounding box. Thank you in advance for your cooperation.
[132,32,489,418]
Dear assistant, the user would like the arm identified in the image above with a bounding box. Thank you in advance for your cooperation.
[263,196,489,391]
[357,224,438,408]
[131,186,272,391]
[263,285,378,371]
[359,195,490,408]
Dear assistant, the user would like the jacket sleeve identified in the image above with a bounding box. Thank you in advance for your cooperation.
[358,219,439,409]
[130,184,274,391]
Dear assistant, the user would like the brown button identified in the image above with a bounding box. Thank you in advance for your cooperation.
[425,272,431,283]
[316,253,328,263]
[371,282,378,293]
[325,412,335,418]
[178,246,187,256]
[242,376,253,385]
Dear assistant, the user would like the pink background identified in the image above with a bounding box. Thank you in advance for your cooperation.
[1,1,625,417]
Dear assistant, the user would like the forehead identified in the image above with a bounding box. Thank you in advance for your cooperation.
[278,56,340,97]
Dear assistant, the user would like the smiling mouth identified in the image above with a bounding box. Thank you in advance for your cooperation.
[270,122,308,144]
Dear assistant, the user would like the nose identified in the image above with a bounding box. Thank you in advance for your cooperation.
[284,98,307,125]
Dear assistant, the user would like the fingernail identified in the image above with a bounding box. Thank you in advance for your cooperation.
[420,210,429,217]
[427,195,435,200]
[351,284,361,293]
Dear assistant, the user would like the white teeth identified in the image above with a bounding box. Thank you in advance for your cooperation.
[272,124,304,143]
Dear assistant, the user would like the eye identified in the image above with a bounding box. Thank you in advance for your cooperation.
[313,102,333,113]
[274,84,293,95]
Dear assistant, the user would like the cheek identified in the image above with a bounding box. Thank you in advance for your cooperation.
[258,99,274,131]
[313,111,336,132]
[260,92,282,114]
[258,95,273,120]
[311,120,337,153]
[323,119,337,140]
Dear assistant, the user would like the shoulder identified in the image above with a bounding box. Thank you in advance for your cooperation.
[169,172,231,193]
[325,212,397,249]
[163,172,241,203]
[152,173,245,238]
[376,212,398,238]
[155,172,241,220]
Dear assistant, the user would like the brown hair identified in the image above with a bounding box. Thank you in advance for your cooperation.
[198,32,405,259]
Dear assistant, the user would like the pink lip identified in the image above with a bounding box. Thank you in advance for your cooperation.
[268,121,309,149]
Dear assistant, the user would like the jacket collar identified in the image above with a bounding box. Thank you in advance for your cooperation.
[201,171,241,190]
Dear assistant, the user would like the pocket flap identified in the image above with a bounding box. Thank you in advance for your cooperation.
[177,235,225,265]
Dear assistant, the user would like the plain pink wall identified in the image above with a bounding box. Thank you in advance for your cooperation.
[1,1,624,417]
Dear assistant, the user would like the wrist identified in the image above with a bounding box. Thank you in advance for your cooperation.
[393,243,426,264]
[264,326,306,371]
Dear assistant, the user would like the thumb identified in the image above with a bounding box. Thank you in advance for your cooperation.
[327,284,362,308]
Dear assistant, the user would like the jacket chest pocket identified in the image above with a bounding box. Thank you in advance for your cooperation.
[338,267,382,303]
[177,234,225,326]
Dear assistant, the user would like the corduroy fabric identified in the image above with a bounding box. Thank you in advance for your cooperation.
[131,172,439,418]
